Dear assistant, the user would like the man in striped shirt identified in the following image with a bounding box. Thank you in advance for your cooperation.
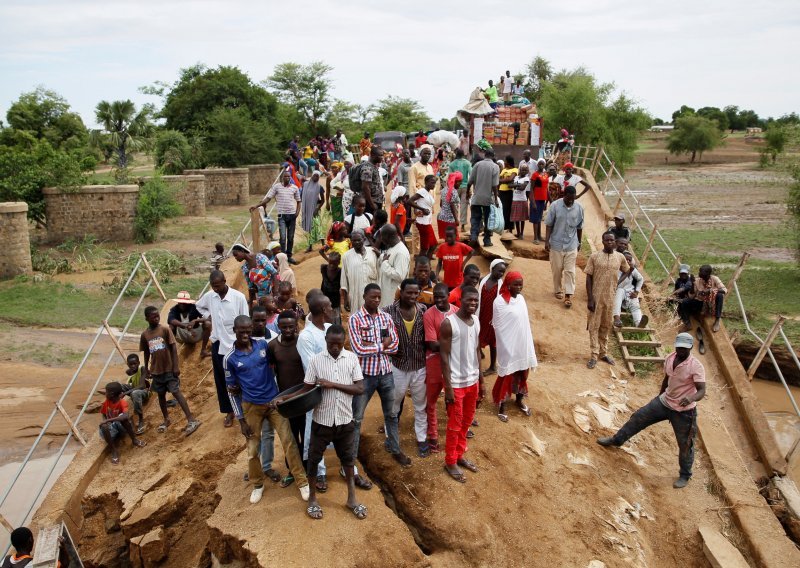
[349,284,411,467]
[250,170,302,264]
[384,278,430,457]
[275,325,367,520]
[224,315,309,505]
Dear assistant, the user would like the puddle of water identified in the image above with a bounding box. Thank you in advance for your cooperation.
[0,452,75,551]
[752,379,800,414]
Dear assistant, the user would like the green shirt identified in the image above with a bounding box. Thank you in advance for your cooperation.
[448,158,472,187]
[485,86,498,103]
[127,366,144,388]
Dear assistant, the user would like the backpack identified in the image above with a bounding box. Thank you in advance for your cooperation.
[348,162,367,194]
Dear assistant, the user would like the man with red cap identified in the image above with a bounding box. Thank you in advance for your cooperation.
[491,271,538,421]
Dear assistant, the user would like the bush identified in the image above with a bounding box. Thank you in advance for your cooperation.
[104,249,188,296]
[154,130,193,174]
[134,175,182,243]
[788,165,800,263]
[30,245,72,275]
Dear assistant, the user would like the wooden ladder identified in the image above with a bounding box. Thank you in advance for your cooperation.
[615,323,665,375]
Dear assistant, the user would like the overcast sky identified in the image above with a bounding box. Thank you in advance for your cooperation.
[1,0,797,129]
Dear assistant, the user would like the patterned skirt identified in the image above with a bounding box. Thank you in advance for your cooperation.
[510,200,528,222]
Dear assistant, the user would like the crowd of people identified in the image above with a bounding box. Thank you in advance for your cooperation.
[13,129,725,550]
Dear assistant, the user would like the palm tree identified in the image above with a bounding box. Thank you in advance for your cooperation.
[91,100,154,170]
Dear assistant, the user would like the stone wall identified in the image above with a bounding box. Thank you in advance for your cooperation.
[0,202,33,279]
[139,175,206,217]
[184,168,249,205]
[248,164,282,196]
[43,185,139,242]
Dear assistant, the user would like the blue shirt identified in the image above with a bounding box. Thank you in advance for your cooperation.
[224,339,279,411]
[544,198,584,252]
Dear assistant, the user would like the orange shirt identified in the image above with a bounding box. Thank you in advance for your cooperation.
[391,202,407,230]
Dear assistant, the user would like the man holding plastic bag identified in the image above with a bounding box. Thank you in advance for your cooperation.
[466,146,500,247]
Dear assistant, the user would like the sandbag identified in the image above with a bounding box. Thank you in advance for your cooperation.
[426,130,460,149]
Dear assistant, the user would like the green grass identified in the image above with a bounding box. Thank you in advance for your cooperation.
[0,274,209,333]
[631,224,800,346]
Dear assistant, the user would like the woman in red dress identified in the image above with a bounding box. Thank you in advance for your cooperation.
[477,259,507,375]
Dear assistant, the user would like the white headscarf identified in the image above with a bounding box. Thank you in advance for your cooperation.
[391,185,407,204]
[478,259,507,311]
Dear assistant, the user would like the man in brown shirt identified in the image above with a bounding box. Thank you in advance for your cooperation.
[585,233,630,369]
[140,306,200,435]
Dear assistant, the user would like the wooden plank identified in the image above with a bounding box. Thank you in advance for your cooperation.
[0,511,14,533]
[620,345,636,375]
[698,525,750,568]
[726,251,751,293]
[619,326,656,333]
[55,403,87,447]
[747,315,786,380]
[591,145,603,177]
[250,209,262,254]
[639,225,658,265]
[102,320,127,361]
[140,253,167,301]
[618,339,662,347]
[625,355,666,363]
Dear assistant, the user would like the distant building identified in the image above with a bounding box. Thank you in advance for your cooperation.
[746,127,762,134]
[649,125,675,132]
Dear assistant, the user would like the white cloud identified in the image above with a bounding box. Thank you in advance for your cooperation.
[0,0,797,130]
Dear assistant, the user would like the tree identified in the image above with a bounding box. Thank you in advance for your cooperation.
[369,96,430,133]
[666,116,724,163]
[652,117,665,126]
[522,56,553,103]
[724,105,744,132]
[763,126,789,164]
[266,61,333,133]
[696,106,729,131]
[0,139,85,223]
[671,105,695,123]
[5,87,88,150]
[788,165,800,262]
[91,100,154,175]
[154,130,195,174]
[202,107,277,167]
[538,67,649,171]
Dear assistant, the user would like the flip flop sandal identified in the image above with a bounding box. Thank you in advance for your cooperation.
[564,298,573,308]
[458,459,478,473]
[444,466,467,483]
[518,404,532,417]
[555,292,564,300]
[315,475,328,493]
[280,475,295,488]
[133,439,147,448]
[350,504,368,520]
[497,414,509,423]
[110,455,120,465]
[354,475,373,490]
[264,469,282,483]
[613,320,623,328]
[471,418,479,427]
[600,355,616,366]
[157,423,169,433]
[587,359,597,369]
[184,420,201,436]
[135,425,146,435]
[306,504,323,520]
[223,415,234,428]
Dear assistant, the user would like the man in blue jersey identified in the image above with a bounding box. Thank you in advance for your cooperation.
[225,315,309,505]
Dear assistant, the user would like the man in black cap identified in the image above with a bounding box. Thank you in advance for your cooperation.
[608,213,631,241]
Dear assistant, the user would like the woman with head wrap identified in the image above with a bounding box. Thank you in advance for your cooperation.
[554,129,573,171]
[390,185,409,238]
[437,171,463,239]
[301,170,325,252]
[491,271,538,421]
[341,157,356,216]
[230,243,278,303]
[275,252,297,295]
[477,259,506,376]
[327,162,345,222]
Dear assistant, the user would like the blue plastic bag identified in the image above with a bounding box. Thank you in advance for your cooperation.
[488,201,504,235]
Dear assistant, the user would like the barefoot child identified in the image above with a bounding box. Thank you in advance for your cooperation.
[275,281,305,320]
[436,226,474,291]
[100,381,146,464]
[124,353,150,434]
[139,306,201,436]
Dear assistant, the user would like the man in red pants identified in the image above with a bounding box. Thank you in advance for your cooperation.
[423,283,457,453]
[439,285,484,482]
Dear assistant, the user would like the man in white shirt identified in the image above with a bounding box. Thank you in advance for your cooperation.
[377,224,410,308]
[196,270,250,427]
[502,70,513,102]
[614,252,648,328]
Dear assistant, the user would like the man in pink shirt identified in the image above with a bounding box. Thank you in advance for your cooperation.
[596,332,706,489]
[423,283,457,453]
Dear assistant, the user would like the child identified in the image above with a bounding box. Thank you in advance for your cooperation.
[320,251,342,324]
[510,164,530,239]
[139,306,200,436]
[258,294,281,335]
[390,186,409,239]
[275,252,297,296]
[367,209,389,251]
[274,281,305,320]
[322,221,350,267]
[436,226,475,290]
[210,242,227,271]
[124,353,150,434]
[100,381,146,464]
[345,195,373,233]
[409,174,437,258]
